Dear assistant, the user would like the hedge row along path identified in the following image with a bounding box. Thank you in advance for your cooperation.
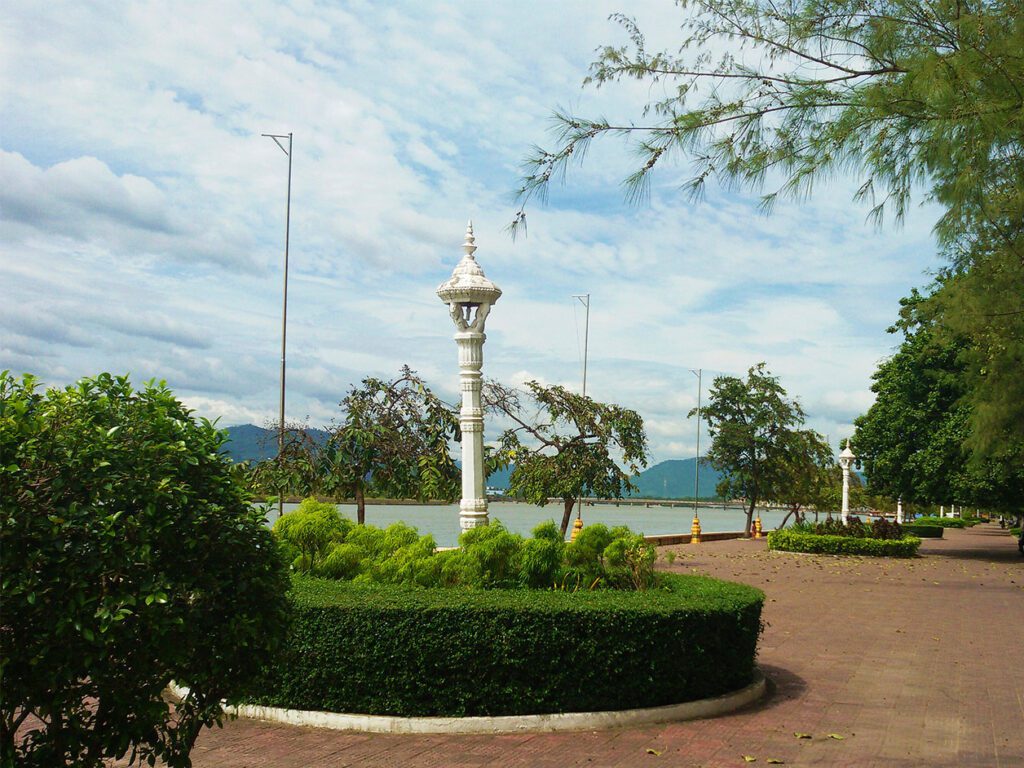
[127,524,1022,767]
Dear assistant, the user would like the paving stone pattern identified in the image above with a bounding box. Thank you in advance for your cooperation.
[145,525,1024,767]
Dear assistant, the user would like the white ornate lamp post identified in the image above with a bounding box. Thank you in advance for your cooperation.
[896,496,904,524]
[839,443,855,524]
[437,222,502,532]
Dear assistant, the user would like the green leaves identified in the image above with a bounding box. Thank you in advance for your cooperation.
[1,372,290,767]
[252,572,763,717]
[513,0,1023,476]
[320,366,461,524]
[483,380,649,536]
[768,529,922,557]
[695,364,822,534]
[853,288,1024,512]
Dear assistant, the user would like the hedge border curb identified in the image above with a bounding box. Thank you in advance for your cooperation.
[170,670,765,734]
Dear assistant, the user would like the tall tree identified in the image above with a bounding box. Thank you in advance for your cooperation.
[774,429,836,526]
[852,291,1024,512]
[512,0,1024,456]
[247,419,324,501]
[323,367,460,524]
[484,380,648,537]
[694,363,816,535]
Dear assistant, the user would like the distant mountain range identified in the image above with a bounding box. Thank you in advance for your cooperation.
[222,423,329,463]
[628,458,723,500]
[222,425,722,500]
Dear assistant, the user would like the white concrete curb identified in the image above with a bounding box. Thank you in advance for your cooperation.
[170,669,765,734]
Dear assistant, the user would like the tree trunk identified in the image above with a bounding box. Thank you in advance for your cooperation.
[778,508,795,529]
[745,498,756,537]
[560,497,575,538]
[356,485,365,526]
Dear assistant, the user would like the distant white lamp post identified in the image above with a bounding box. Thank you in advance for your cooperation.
[896,496,904,524]
[839,443,855,524]
[437,221,502,531]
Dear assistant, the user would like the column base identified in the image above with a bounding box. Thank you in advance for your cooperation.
[459,512,489,531]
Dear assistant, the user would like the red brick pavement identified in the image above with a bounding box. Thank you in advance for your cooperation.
[145,524,1024,767]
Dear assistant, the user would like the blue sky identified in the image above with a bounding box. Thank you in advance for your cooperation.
[1,0,943,463]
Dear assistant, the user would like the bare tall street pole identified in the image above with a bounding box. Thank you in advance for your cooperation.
[691,368,702,516]
[262,131,293,520]
[573,294,590,396]
[573,294,590,525]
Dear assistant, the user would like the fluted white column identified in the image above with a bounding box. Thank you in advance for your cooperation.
[839,444,855,525]
[455,329,487,530]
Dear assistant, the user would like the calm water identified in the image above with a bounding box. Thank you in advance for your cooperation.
[265,501,789,548]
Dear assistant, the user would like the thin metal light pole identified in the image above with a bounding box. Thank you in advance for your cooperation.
[574,294,590,396]
[691,369,702,515]
[573,294,590,521]
[263,131,293,520]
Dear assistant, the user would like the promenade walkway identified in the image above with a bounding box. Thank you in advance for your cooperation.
[178,524,1023,767]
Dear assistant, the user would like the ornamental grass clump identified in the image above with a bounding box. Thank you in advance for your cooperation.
[271,506,659,591]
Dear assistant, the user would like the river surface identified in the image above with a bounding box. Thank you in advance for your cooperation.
[266,501,788,548]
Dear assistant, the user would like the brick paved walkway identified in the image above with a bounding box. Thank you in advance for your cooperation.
[177,524,1023,767]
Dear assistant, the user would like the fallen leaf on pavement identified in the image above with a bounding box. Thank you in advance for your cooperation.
[645,749,663,756]
[793,732,812,739]
[828,733,845,740]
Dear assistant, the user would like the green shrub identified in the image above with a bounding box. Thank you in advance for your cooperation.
[798,516,904,540]
[900,524,944,538]
[317,543,364,579]
[1010,527,1021,538]
[603,531,657,590]
[767,529,921,557]
[248,573,765,717]
[370,533,440,587]
[272,497,349,571]
[519,521,565,589]
[298,516,658,593]
[456,520,525,588]
[913,516,971,528]
[1,373,289,767]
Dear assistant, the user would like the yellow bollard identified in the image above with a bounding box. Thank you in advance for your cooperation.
[753,516,763,538]
[690,515,702,544]
[571,516,584,541]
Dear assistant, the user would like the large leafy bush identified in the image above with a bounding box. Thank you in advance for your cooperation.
[0,373,289,768]
[249,573,764,717]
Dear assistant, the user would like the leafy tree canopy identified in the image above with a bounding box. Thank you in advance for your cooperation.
[695,363,829,534]
[513,0,1023,455]
[484,380,648,536]
[324,366,461,524]
[247,419,326,502]
[0,373,289,768]
[852,291,1024,511]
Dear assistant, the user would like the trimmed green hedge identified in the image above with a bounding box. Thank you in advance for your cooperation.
[912,516,973,528]
[768,529,921,557]
[900,524,944,538]
[247,573,764,717]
